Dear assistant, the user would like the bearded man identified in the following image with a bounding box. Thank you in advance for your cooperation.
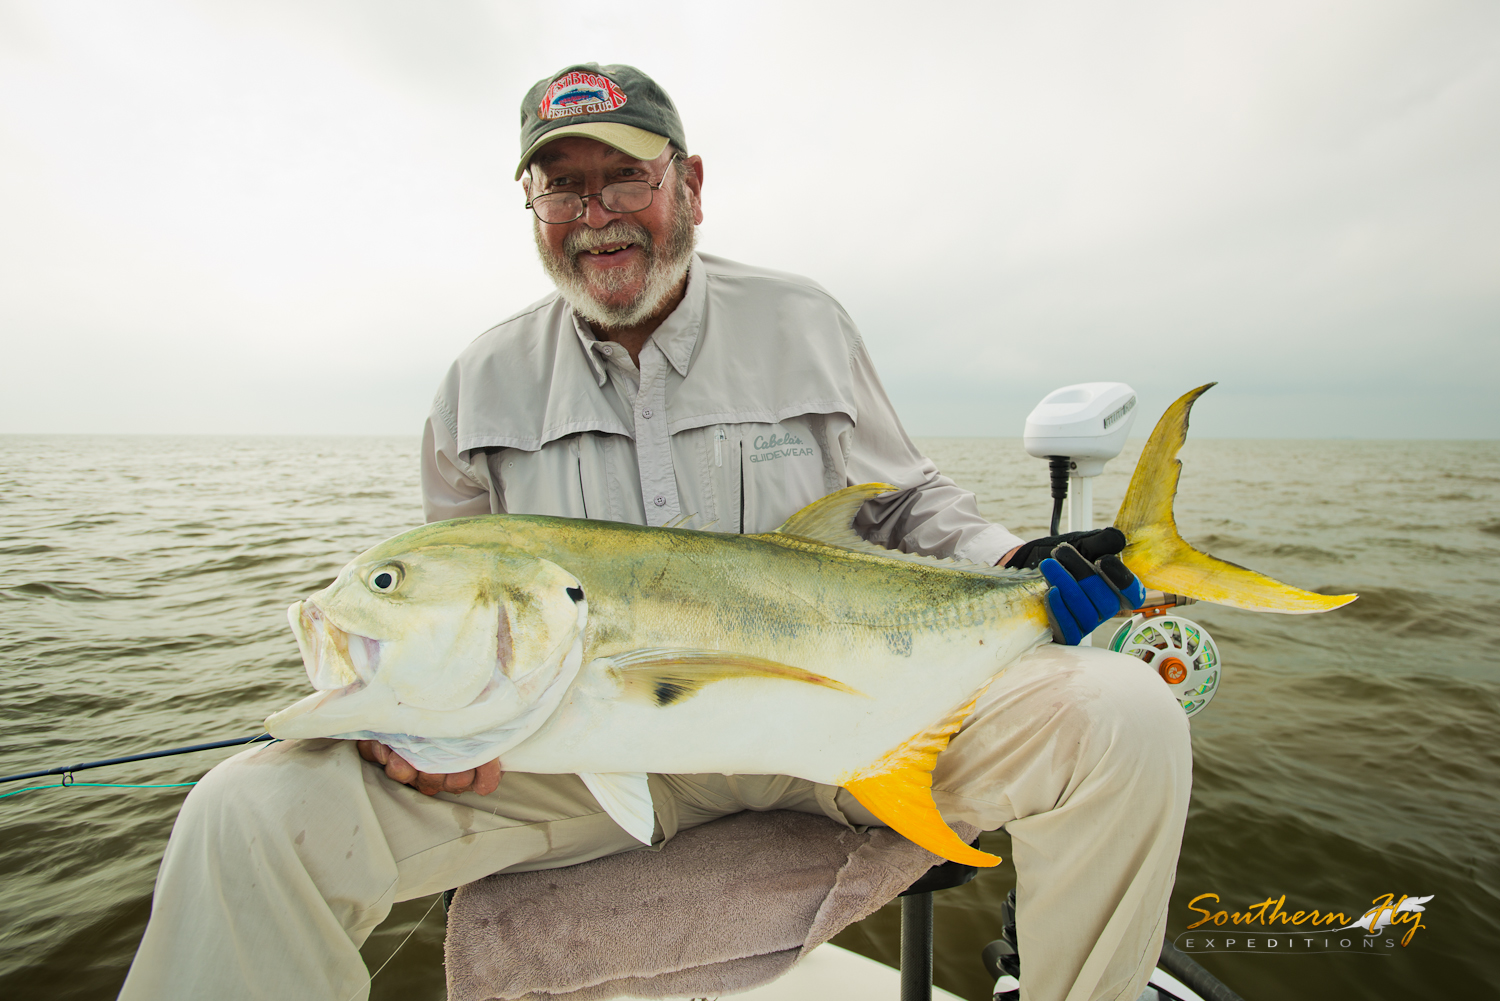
[119,64,1191,1001]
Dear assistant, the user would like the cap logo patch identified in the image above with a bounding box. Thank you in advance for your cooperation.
[540,71,628,120]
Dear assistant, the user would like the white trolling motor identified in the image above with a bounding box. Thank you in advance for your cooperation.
[1023,383,1221,719]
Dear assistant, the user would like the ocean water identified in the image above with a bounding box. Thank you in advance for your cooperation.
[1,434,1497,1000]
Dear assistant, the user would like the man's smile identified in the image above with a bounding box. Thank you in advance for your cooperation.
[576,241,645,271]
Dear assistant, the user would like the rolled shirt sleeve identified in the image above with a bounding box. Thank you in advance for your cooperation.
[843,337,1025,566]
[421,396,495,524]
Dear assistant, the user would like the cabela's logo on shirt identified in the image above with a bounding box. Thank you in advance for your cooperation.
[750,432,814,464]
[540,71,628,120]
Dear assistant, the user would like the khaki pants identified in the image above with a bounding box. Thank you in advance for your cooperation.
[118,645,1191,1001]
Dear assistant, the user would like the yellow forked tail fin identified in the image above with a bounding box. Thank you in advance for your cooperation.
[841,695,1001,867]
[1117,384,1356,614]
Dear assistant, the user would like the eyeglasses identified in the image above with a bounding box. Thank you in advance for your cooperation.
[525,154,681,225]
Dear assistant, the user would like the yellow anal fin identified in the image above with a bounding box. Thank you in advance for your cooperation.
[1116,385,1357,614]
[608,648,864,707]
[840,695,1002,868]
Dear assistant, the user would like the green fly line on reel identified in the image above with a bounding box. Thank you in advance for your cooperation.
[1107,612,1222,718]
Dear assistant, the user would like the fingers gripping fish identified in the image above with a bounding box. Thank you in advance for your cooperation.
[267,386,1355,866]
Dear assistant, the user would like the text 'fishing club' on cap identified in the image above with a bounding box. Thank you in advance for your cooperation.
[516,63,689,180]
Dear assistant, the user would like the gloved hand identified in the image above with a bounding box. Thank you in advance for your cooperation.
[1011,528,1148,645]
[1006,526,1130,569]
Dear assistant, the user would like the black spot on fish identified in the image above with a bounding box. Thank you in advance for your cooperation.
[653,678,694,707]
[567,586,584,603]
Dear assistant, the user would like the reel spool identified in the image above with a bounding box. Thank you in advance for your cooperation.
[1108,612,1221,718]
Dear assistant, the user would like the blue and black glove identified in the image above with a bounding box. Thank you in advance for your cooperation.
[1009,527,1147,645]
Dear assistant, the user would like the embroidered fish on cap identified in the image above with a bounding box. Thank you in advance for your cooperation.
[540,70,629,120]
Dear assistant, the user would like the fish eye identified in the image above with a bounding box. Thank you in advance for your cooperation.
[368,564,404,594]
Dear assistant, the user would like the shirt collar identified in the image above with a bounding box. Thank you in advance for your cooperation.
[571,254,706,386]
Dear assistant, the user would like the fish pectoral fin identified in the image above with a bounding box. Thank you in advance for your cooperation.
[1116,385,1358,614]
[579,772,655,845]
[607,648,864,707]
[841,695,1002,868]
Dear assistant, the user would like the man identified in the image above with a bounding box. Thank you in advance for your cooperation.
[120,64,1190,1001]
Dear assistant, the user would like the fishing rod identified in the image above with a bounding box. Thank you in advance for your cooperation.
[0,733,274,786]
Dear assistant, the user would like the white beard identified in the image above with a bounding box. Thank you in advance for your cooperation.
[535,183,697,331]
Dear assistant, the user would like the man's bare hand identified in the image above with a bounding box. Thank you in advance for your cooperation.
[356,740,502,797]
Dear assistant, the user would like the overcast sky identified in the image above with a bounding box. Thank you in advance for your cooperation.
[1,0,1496,438]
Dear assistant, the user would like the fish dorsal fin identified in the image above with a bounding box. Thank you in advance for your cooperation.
[1116,385,1358,614]
[840,692,1002,868]
[770,483,1027,579]
[579,772,655,845]
[604,648,864,707]
[774,483,895,547]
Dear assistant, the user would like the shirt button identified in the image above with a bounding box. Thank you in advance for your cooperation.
[642,409,653,419]
[598,344,613,355]
[654,496,666,507]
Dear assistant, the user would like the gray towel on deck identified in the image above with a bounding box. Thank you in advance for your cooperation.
[444,809,977,1001]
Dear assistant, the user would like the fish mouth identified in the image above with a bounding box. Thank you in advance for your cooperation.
[288,599,381,695]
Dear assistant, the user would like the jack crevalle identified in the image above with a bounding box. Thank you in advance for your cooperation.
[268,386,1355,866]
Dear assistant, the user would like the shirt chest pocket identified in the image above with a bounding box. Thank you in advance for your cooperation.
[488,438,592,519]
[730,416,841,534]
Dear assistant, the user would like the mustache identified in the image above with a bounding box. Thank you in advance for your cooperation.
[562,220,654,259]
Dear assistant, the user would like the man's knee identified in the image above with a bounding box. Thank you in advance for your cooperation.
[935,645,1190,821]
[1045,647,1194,828]
[1073,646,1192,763]
[174,738,363,849]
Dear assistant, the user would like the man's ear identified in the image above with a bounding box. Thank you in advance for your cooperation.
[682,155,705,225]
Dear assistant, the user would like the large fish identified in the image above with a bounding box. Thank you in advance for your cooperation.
[267,385,1354,866]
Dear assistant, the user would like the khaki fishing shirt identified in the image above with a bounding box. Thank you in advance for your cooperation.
[421,252,1023,563]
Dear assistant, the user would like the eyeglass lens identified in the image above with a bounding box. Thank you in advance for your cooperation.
[532,182,655,224]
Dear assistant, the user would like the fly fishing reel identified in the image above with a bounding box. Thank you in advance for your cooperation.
[1108,611,1221,718]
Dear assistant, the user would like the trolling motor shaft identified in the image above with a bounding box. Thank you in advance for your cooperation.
[1046,457,1072,536]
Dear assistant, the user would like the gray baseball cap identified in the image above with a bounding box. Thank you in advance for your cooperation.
[515,63,688,180]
